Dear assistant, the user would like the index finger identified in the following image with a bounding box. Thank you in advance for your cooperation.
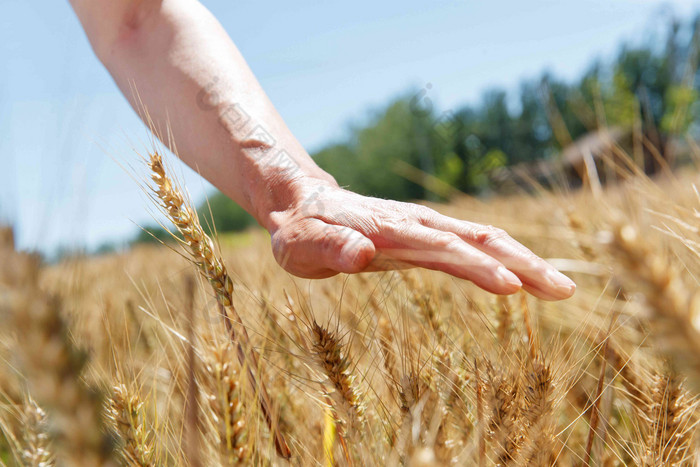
[365,223,522,295]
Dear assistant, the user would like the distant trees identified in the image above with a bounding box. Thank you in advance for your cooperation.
[132,191,257,246]
[314,98,450,201]
[312,16,700,198]
[197,191,257,233]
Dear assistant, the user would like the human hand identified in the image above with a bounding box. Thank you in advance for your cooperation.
[265,181,575,301]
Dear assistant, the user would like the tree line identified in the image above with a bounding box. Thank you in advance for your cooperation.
[134,15,700,245]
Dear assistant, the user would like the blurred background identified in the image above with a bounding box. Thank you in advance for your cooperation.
[2,0,700,258]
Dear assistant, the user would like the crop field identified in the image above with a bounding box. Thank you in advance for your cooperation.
[2,151,700,466]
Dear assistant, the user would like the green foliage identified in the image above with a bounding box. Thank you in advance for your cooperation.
[197,190,258,235]
[662,85,699,134]
[435,152,463,188]
[315,97,450,201]
[313,143,361,190]
[605,70,637,128]
[133,224,177,245]
[132,191,258,246]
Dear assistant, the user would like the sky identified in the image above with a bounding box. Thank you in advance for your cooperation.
[1,0,699,255]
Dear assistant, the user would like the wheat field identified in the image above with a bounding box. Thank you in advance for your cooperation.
[2,149,700,466]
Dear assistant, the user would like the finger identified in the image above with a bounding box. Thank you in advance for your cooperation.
[362,252,415,272]
[423,214,575,300]
[521,283,572,301]
[374,223,522,295]
[271,218,376,279]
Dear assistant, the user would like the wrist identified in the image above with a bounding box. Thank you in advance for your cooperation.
[241,145,338,232]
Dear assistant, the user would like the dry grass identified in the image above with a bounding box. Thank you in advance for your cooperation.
[2,149,700,465]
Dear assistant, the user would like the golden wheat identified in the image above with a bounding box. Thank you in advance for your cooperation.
[2,154,700,465]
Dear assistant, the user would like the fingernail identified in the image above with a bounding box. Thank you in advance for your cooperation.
[546,269,576,294]
[496,266,522,287]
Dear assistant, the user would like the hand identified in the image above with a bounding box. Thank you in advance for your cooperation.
[266,181,576,301]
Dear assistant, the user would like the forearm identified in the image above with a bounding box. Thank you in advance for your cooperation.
[70,0,576,298]
[71,0,336,229]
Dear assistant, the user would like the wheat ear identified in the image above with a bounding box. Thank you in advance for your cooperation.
[484,362,521,465]
[310,321,366,436]
[205,343,249,465]
[148,152,290,459]
[517,356,557,466]
[19,398,53,466]
[108,384,156,467]
[642,373,695,466]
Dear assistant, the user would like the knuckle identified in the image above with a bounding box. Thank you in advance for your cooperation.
[415,205,437,223]
[383,215,412,234]
[431,231,461,249]
[474,225,508,245]
[364,215,384,236]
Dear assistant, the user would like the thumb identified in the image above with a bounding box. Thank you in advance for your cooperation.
[271,218,376,278]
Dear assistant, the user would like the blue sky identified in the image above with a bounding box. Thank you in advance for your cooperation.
[1,0,699,254]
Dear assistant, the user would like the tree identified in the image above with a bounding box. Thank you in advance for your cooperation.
[197,191,258,234]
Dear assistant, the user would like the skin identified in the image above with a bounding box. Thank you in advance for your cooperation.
[69,0,576,300]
